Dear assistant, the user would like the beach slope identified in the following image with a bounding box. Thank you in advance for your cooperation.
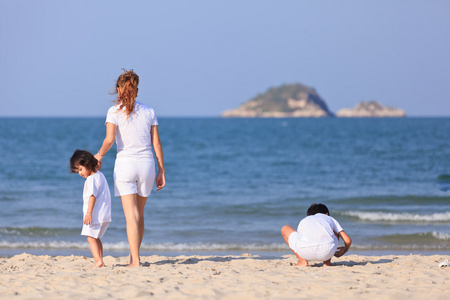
[0,253,448,299]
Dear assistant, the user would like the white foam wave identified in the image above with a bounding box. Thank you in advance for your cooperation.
[342,211,450,222]
[352,243,450,251]
[139,242,287,252]
[0,241,92,250]
[0,241,287,252]
[2,240,450,253]
[431,231,450,240]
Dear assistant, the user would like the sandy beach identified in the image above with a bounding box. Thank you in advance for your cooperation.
[0,253,448,299]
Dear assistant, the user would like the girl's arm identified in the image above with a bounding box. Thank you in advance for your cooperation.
[334,230,352,257]
[151,125,166,191]
[94,122,117,162]
[84,195,96,225]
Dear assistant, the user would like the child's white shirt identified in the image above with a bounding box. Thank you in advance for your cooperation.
[296,213,343,247]
[83,171,112,224]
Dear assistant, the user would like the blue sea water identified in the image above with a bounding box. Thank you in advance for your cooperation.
[0,117,449,257]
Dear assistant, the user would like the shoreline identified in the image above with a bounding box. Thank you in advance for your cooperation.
[1,253,448,299]
[1,248,450,258]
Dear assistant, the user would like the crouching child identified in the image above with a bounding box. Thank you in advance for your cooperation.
[281,203,352,267]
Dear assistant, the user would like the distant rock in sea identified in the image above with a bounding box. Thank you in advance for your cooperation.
[336,101,406,118]
[222,83,333,118]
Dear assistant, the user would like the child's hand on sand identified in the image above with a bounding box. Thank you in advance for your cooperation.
[334,246,346,257]
[84,214,92,225]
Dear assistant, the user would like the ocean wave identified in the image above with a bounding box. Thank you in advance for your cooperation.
[351,243,450,251]
[0,241,287,252]
[437,174,450,191]
[0,241,92,250]
[431,231,450,240]
[332,195,450,206]
[0,227,79,237]
[374,231,450,244]
[1,240,450,253]
[138,242,288,252]
[340,211,450,222]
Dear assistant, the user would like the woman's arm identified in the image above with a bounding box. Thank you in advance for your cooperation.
[94,122,116,162]
[334,230,352,257]
[151,125,166,191]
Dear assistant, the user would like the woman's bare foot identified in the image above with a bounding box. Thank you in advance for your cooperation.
[126,262,140,267]
[127,254,140,267]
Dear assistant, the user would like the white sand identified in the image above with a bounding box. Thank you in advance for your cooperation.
[0,253,449,299]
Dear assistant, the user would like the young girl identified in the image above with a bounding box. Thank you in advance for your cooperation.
[70,149,112,268]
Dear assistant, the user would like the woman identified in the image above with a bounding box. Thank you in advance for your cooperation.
[95,69,166,267]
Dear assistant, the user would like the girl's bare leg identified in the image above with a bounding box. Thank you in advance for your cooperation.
[281,225,308,267]
[87,236,105,268]
[121,194,141,267]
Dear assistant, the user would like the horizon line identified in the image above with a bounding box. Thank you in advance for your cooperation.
[1,115,449,119]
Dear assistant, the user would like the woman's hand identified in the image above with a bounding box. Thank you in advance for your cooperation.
[94,154,103,170]
[94,153,102,161]
[151,125,165,191]
[156,171,166,191]
[94,122,116,171]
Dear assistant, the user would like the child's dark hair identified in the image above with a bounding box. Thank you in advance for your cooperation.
[70,149,98,173]
[307,203,330,216]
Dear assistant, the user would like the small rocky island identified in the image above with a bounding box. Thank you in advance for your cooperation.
[222,83,333,118]
[336,101,406,118]
[222,83,406,118]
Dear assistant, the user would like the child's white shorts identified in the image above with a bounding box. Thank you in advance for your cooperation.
[114,159,155,197]
[81,222,110,239]
[288,231,337,262]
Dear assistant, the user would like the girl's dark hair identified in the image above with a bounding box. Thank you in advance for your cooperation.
[307,203,330,216]
[70,149,98,173]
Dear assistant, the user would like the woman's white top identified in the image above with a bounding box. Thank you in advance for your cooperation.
[106,101,159,160]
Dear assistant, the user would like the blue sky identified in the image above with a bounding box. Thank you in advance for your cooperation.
[1,1,449,117]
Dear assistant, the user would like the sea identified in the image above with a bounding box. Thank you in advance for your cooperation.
[0,117,449,258]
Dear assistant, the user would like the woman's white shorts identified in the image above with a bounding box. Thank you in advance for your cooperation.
[288,231,337,262]
[81,222,110,239]
[114,159,156,197]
